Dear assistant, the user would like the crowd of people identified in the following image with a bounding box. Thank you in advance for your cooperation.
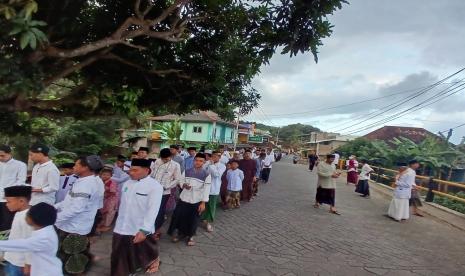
[0,143,278,275]
[311,152,424,221]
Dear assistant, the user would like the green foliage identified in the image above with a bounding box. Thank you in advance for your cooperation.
[433,192,465,214]
[154,119,183,144]
[0,0,347,123]
[53,118,126,156]
[338,136,465,176]
[1,0,47,49]
[276,123,320,148]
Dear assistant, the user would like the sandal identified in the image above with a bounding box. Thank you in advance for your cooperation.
[146,257,161,273]
[187,238,195,246]
[313,203,320,209]
[330,210,341,215]
[414,213,424,217]
[206,223,213,233]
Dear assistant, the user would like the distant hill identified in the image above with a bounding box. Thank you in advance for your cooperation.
[244,122,320,148]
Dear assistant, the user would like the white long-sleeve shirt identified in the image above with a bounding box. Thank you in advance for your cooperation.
[55,174,78,203]
[4,209,33,267]
[207,162,226,195]
[150,159,182,195]
[55,175,103,235]
[0,158,27,202]
[0,225,63,276]
[227,169,244,191]
[114,176,163,235]
[30,160,60,205]
[264,154,275,168]
[394,168,416,199]
[179,168,211,203]
[359,164,373,181]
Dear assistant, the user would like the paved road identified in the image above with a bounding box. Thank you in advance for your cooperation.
[89,158,465,276]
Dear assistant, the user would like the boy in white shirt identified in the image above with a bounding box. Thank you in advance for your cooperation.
[0,202,63,276]
[226,160,244,209]
[3,186,34,276]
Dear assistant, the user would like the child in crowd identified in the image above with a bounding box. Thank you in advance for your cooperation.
[2,186,34,276]
[0,202,63,276]
[226,160,244,209]
[55,163,78,203]
[98,168,119,232]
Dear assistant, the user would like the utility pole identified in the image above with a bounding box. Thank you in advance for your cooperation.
[233,112,240,151]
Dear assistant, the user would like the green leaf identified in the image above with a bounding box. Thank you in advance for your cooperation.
[29,31,37,49]
[19,32,30,49]
[30,27,47,42]
[8,26,23,36]
[24,1,38,19]
[29,20,47,27]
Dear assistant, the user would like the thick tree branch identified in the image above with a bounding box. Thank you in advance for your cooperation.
[43,48,113,86]
[102,53,190,79]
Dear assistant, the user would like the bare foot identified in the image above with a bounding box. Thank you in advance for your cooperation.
[146,257,160,273]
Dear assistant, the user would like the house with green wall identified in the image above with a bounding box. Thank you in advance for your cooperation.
[149,111,236,149]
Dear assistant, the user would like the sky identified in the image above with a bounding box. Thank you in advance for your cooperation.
[244,0,465,144]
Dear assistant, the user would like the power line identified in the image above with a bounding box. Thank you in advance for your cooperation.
[261,81,465,118]
[344,82,465,135]
[330,68,465,133]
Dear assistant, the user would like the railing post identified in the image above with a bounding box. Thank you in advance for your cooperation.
[376,166,380,183]
[425,177,435,202]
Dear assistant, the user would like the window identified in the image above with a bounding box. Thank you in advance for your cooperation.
[193,126,202,133]
[230,131,234,139]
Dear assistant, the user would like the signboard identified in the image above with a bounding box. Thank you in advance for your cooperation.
[248,135,263,143]
[262,137,269,143]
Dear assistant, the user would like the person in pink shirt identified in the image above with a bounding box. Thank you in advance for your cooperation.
[98,168,119,232]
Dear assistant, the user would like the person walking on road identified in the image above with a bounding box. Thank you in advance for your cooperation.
[346,155,358,185]
[239,150,257,202]
[308,151,318,171]
[314,154,341,215]
[355,159,373,198]
[387,162,415,222]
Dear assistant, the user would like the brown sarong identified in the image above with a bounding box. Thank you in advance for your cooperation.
[111,233,159,276]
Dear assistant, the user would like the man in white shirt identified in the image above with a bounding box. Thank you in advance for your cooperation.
[219,146,231,164]
[111,154,130,194]
[201,151,226,232]
[168,153,211,246]
[388,162,417,222]
[54,155,104,275]
[0,145,27,231]
[3,185,33,275]
[262,148,275,183]
[28,143,60,206]
[111,158,163,275]
[55,163,78,203]
[355,159,373,197]
[151,148,181,239]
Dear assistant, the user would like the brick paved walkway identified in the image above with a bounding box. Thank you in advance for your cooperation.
[88,158,465,276]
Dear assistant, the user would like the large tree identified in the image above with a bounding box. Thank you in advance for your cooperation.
[1,0,347,122]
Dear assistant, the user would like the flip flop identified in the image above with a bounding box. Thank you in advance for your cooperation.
[330,210,341,215]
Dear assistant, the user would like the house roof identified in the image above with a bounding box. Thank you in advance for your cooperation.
[149,111,236,127]
[362,126,437,144]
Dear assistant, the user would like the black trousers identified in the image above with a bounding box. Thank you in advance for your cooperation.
[0,202,15,231]
[155,194,170,231]
[261,168,271,183]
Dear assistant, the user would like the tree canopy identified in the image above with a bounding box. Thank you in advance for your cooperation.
[1,0,347,125]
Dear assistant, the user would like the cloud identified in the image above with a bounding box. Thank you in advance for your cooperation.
[246,0,465,144]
